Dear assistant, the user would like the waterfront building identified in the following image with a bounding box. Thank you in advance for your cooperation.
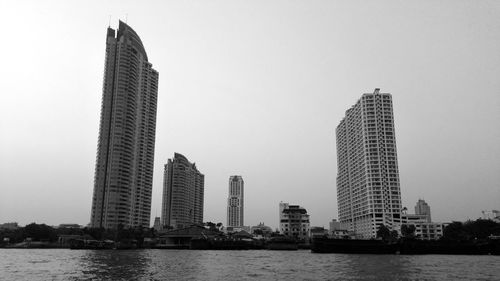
[250,223,273,237]
[336,88,402,239]
[90,21,159,229]
[279,202,310,240]
[161,153,204,229]
[57,224,82,229]
[225,226,251,233]
[0,222,19,230]
[402,214,444,240]
[227,176,244,227]
[153,217,161,232]
[328,219,350,238]
[414,199,431,222]
[310,226,328,239]
[481,210,500,222]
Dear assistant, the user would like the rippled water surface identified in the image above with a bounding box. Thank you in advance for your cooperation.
[1,249,499,280]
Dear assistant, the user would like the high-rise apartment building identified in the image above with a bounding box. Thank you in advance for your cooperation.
[90,21,159,229]
[414,199,431,222]
[227,176,244,227]
[162,153,205,229]
[336,88,402,238]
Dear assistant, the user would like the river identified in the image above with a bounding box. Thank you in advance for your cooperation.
[1,249,499,280]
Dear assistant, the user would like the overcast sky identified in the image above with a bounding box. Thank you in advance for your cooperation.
[0,0,499,229]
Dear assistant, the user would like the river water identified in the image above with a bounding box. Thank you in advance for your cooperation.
[1,249,499,280]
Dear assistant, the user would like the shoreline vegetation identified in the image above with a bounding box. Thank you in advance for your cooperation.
[1,219,499,255]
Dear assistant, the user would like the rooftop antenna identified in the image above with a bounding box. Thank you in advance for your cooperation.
[108,15,111,27]
[125,14,128,24]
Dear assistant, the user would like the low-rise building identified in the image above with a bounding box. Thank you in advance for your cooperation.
[279,202,310,240]
[57,224,82,229]
[481,210,500,223]
[310,227,328,239]
[0,222,19,230]
[153,217,162,232]
[401,214,444,240]
[328,219,350,238]
[250,223,273,237]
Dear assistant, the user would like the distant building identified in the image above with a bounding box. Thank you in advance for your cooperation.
[90,21,159,229]
[161,153,204,229]
[328,219,350,238]
[227,176,244,227]
[250,223,273,237]
[57,224,82,229]
[0,222,19,230]
[157,226,219,248]
[402,214,443,240]
[415,199,431,222]
[310,227,328,239]
[225,226,251,234]
[336,89,402,238]
[153,217,161,232]
[279,202,310,240]
[481,210,500,222]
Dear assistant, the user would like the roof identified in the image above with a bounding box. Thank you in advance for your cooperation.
[159,226,220,238]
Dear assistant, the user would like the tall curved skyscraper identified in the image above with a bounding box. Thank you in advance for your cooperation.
[90,21,159,229]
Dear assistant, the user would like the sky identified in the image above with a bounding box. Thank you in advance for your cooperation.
[0,0,499,229]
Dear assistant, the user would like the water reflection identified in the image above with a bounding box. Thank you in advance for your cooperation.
[339,254,416,280]
[77,250,152,280]
[2,249,498,280]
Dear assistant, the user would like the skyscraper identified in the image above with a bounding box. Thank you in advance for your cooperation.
[336,88,402,238]
[414,199,431,222]
[162,153,204,229]
[90,21,159,229]
[227,176,244,227]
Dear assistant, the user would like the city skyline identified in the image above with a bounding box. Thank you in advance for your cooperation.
[1,1,499,229]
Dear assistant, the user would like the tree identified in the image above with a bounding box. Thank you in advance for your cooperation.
[24,223,57,242]
[443,222,468,241]
[390,230,399,241]
[401,224,416,239]
[216,222,223,231]
[376,224,391,241]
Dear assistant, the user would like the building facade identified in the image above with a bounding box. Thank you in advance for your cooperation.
[414,199,432,222]
[279,202,310,240]
[481,210,500,223]
[402,214,444,240]
[227,176,244,227]
[90,21,159,229]
[336,89,402,238]
[162,153,204,229]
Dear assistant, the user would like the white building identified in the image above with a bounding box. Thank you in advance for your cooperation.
[328,219,350,238]
[279,202,310,240]
[402,214,444,240]
[227,176,244,227]
[336,89,402,239]
[481,210,500,222]
[415,199,431,222]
